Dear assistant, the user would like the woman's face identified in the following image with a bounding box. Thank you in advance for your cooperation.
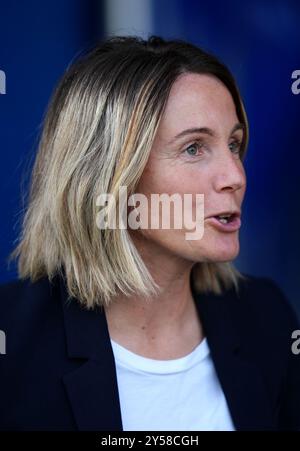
[134,72,246,264]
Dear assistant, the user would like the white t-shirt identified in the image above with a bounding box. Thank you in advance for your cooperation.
[110,337,236,431]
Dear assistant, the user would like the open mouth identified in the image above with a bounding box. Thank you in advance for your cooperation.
[214,213,237,224]
[206,212,241,232]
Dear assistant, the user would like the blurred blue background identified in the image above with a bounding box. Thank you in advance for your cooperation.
[0,0,299,316]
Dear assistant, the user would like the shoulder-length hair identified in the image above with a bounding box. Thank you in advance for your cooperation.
[10,35,249,309]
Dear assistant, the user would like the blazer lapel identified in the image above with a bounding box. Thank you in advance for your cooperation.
[57,275,123,431]
[191,277,276,431]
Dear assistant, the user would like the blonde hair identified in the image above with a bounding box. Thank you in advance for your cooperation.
[9,35,249,309]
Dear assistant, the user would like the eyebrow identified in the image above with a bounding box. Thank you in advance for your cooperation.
[168,123,245,145]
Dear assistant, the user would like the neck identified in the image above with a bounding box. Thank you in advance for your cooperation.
[104,238,204,359]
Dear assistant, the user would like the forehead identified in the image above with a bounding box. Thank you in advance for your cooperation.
[157,72,239,141]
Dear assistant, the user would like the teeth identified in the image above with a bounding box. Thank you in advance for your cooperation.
[216,214,232,224]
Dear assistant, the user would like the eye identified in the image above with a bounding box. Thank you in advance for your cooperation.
[229,139,242,155]
[184,141,204,157]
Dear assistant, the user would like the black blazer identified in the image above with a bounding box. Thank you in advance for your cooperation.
[0,272,300,431]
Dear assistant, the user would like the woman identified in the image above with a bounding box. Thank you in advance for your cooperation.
[0,35,299,431]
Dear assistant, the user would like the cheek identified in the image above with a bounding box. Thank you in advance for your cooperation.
[138,161,206,197]
[135,165,208,237]
[238,169,247,199]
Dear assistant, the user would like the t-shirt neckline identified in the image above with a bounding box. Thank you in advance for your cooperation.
[110,337,210,374]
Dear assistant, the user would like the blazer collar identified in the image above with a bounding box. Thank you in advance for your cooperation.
[57,272,276,431]
[57,274,123,431]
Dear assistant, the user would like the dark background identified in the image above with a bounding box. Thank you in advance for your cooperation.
[0,0,299,316]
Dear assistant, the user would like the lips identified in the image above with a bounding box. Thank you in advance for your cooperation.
[206,211,241,221]
[205,212,242,232]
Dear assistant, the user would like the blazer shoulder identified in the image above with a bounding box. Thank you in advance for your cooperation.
[237,273,300,332]
[0,275,59,330]
[236,274,300,430]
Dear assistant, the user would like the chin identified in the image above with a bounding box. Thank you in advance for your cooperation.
[210,244,240,262]
[195,238,240,263]
[181,239,239,264]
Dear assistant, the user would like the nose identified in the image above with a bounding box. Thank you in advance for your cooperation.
[212,151,246,193]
